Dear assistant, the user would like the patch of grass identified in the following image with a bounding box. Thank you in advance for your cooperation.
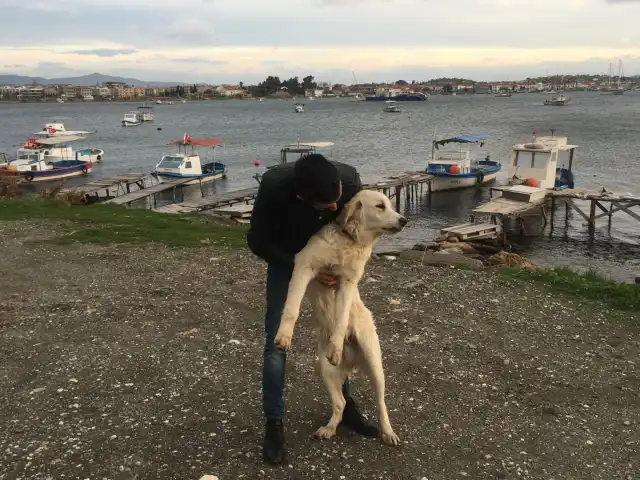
[0,198,248,248]
[502,266,640,313]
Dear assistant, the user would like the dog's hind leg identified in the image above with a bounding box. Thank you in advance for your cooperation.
[274,264,315,351]
[357,325,400,446]
[314,355,348,440]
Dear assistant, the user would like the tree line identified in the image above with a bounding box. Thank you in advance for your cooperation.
[243,75,318,97]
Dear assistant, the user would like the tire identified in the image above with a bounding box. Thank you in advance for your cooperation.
[25,172,34,182]
[476,171,485,185]
[81,166,88,175]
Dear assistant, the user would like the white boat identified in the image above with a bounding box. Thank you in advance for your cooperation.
[83,94,94,101]
[426,134,501,192]
[0,137,95,182]
[494,91,512,97]
[137,104,154,121]
[165,100,174,105]
[153,134,227,185]
[543,94,570,106]
[21,135,104,163]
[122,111,142,127]
[33,122,95,137]
[181,99,187,104]
[350,93,365,102]
[294,103,305,113]
[383,100,401,113]
[156,100,163,104]
[56,98,65,104]
[473,134,578,218]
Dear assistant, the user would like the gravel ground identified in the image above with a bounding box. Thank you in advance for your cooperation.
[0,220,638,480]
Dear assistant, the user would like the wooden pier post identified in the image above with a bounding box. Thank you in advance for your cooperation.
[588,199,596,239]
[395,186,401,211]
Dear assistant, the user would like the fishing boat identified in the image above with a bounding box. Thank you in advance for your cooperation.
[543,94,570,106]
[425,134,501,192]
[12,136,103,164]
[122,111,142,127]
[137,104,154,121]
[473,133,578,218]
[383,100,401,113]
[1,138,92,182]
[153,134,227,185]
[294,103,305,113]
[33,122,95,137]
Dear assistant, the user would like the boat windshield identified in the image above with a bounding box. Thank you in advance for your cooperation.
[17,150,41,162]
[157,156,183,169]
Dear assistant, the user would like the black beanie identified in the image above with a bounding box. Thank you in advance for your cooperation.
[293,154,340,203]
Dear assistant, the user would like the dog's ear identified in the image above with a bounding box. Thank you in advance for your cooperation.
[337,199,363,241]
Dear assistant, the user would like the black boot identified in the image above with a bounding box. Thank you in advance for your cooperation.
[263,419,286,465]
[339,397,379,437]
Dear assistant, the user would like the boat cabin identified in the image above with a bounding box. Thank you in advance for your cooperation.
[427,135,497,174]
[279,141,334,165]
[12,135,85,166]
[155,137,225,178]
[508,135,577,189]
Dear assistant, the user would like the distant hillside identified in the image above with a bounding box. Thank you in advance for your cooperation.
[0,72,190,87]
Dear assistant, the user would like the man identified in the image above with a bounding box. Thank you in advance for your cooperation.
[247,154,379,465]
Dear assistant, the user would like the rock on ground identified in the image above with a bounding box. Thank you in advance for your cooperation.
[0,219,638,480]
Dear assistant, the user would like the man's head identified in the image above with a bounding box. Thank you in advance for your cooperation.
[294,154,342,211]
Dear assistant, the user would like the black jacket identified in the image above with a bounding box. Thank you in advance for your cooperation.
[246,161,363,272]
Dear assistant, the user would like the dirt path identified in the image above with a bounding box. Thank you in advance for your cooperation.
[0,220,638,480]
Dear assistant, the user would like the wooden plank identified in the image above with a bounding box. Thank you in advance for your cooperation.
[104,178,193,205]
[473,197,545,216]
[212,204,254,217]
[176,187,259,210]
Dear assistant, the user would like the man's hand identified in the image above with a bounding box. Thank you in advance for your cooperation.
[316,268,339,287]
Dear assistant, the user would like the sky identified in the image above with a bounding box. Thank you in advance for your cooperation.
[1,0,640,84]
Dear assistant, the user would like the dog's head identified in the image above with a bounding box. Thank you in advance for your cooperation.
[337,190,407,244]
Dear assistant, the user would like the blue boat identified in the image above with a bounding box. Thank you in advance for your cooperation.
[1,157,92,182]
[153,135,228,185]
[426,135,502,192]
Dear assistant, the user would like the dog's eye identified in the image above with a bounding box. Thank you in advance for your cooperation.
[376,203,386,210]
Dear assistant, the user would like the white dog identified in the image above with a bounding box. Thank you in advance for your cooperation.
[274,189,407,445]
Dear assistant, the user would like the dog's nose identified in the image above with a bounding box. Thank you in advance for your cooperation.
[399,216,408,227]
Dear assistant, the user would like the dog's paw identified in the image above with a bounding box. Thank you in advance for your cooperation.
[325,342,343,366]
[313,425,336,440]
[381,430,401,446]
[274,330,293,351]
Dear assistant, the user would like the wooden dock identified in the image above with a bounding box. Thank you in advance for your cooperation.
[471,185,640,240]
[59,174,149,201]
[153,172,434,218]
[104,178,196,207]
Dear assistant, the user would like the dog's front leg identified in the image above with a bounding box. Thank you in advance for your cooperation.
[325,280,356,366]
[274,264,315,351]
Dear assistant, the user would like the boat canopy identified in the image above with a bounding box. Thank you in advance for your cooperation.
[433,135,496,149]
[169,137,224,147]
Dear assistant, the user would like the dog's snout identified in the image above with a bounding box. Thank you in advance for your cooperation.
[399,216,408,227]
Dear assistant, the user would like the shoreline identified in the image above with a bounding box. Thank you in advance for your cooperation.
[0,201,637,479]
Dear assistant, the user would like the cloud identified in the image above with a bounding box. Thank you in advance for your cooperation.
[167,18,217,43]
[66,48,139,57]
[1,0,640,82]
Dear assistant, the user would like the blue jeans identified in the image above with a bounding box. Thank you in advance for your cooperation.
[262,263,351,420]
